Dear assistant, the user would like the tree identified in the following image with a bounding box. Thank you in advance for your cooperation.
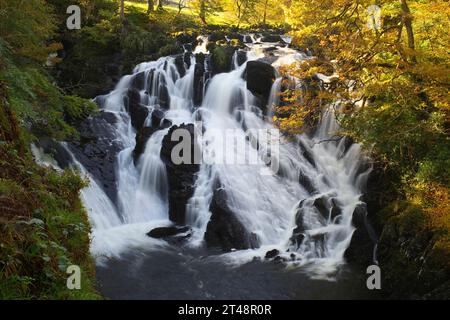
[157,0,164,10]
[120,0,125,20]
[191,0,223,24]
[278,0,449,190]
[177,0,187,14]
[148,0,154,13]
[233,0,258,27]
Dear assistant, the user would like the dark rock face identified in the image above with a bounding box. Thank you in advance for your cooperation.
[158,80,170,109]
[133,127,158,164]
[344,203,378,266]
[265,249,280,259]
[147,226,192,245]
[130,71,147,91]
[289,200,307,249]
[160,123,200,225]
[235,50,247,67]
[244,61,276,114]
[261,34,283,43]
[298,140,316,168]
[68,111,122,204]
[208,31,226,42]
[298,171,317,194]
[205,187,260,251]
[125,88,149,130]
[174,54,187,78]
[133,109,172,164]
[210,45,237,76]
[36,138,74,169]
[194,53,206,106]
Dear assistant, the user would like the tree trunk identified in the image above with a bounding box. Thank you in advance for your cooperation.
[120,0,125,20]
[200,0,207,25]
[157,0,164,10]
[147,0,154,13]
[400,0,415,51]
[263,0,269,25]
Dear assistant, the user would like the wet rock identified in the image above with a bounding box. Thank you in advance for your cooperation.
[147,225,190,238]
[265,249,280,259]
[125,88,149,130]
[313,196,329,218]
[68,111,122,204]
[160,123,200,225]
[194,53,206,106]
[145,69,155,93]
[205,186,260,251]
[290,201,307,249]
[174,54,186,78]
[210,45,237,75]
[158,83,170,109]
[344,203,378,265]
[298,171,316,194]
[130,71,146,91]
[235,50,247,67]
[298,140,316,168]
[244,61,276,114]
[133,109,172,163]
[36,138,74,169]
[330,198,342,220]
[261,34,282,43]
[208,31,226,42]
[243,35,253,43]
[147,226,192,245]
[133,127,157,164]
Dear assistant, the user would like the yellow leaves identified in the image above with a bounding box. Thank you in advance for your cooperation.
[274,105,311,135]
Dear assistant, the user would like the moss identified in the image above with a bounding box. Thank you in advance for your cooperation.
[0,77,100,299]
[0,141,101,299]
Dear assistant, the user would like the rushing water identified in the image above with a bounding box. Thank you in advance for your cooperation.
[34,36,374,298]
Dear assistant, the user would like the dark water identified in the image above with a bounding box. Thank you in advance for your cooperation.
[96,247,380,300]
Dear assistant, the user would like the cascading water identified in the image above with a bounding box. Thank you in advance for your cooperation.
[35,36,373,278]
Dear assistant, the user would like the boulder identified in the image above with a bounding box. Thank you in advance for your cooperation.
[265,249,280,259]
[261,34,283,43]
[133,109,172,164]
[205,186,260,251]
[208,31,226,42]
[133,127,158,164]
[147,226,192,245]
[130,71,146,91]
[68,111,122,205]
[125,88,149,130]
[313,196,329,218]
[160,123,200,224]
[235,50,247,67]
[344,202,378,265]
[244,61,276,113]
[210,45,237,76]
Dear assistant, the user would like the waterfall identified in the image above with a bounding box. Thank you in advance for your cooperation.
[35,37,372,274]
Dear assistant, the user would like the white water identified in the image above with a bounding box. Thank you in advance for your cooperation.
[35,38,371,275]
